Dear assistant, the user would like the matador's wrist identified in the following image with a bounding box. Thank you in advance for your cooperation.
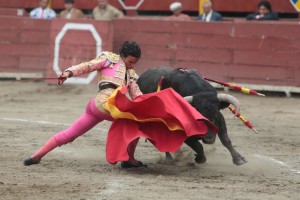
[65,70,73,77]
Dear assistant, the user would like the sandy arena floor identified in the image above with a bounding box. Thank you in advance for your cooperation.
[0,81,299,200]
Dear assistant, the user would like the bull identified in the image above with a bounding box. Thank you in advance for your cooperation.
[136,67,247,165]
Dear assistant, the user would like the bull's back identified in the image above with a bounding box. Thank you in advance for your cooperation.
[137,67,173,93]
[137,66,216,97]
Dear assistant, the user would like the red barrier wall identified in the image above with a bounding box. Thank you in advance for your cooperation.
[46,19,113,80]
[0,16,113,82]
[0,16,299,88]
[0,16,51,73]
[113,18,300,87]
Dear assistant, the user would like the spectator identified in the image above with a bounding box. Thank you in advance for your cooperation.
[92,0,124,20]
[30,0,56,19]
[246,0,279,21]
[198,0,222,22]
[168,2,191,21]
[60,0,84,19]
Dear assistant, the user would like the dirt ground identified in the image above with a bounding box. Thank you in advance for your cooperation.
[0,81,299,200]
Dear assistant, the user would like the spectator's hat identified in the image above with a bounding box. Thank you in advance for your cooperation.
[170,2,182,12]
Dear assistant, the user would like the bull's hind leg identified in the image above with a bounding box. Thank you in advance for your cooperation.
[217,112,247,165]
[185,137,206,164]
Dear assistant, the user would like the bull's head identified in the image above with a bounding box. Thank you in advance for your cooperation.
[184,94,240,116]
[160,68,240,123]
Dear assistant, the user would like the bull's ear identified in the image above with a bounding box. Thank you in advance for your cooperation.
[219,102,230,110]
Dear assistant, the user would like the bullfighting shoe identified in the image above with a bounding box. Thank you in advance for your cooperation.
[23,157,40,166]
[121,161,147,168]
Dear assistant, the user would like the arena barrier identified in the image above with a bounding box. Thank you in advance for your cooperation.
[0,16,299,95]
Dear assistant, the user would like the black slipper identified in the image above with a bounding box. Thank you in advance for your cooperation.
[121,161,147,168]
[23,157,40,166]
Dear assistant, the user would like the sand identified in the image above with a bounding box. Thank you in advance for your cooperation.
[0,81,299,200]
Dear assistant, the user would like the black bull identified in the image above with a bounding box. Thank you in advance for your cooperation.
[136,67,247,165]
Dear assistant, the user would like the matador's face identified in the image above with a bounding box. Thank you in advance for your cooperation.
[122,56,139,69]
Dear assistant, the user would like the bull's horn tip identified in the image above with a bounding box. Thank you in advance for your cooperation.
[184,96,193,103]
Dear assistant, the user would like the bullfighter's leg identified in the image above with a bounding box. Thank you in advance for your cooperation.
[121,138,147,168]
[184,136,206,164]
[23,98,112,166]
[216,112,247,165]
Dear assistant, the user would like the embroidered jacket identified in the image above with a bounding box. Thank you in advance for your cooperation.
[65,51,139,86]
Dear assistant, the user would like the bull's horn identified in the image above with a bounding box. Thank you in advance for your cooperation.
[184,96,193,103]
[217,94,240,115]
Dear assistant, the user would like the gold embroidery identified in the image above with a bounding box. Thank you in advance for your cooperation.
[115,65,126,79]
[91,54,107,64]
[98,76,126,86]
[95,88,115,112]
[128,82,143,99]
[116,65,126,72]
[119,58,125,67]
[65,62,86,71]
[128,69,139,80]
[114,71,125,79]
[102,51,120,63]
[64,54,108,76]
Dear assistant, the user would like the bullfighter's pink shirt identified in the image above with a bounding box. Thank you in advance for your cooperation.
[65,51,138,87]
[64,51,139,111]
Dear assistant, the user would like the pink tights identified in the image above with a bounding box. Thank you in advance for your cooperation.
[54,98,113,145]
[31,98,139,163]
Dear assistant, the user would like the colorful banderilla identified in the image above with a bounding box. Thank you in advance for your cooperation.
[228,105,258,134]
[204,77,265,97]
[156,76,164,92]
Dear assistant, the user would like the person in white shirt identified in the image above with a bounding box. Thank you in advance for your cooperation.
[30,0,56,20]
[198,0,222,22]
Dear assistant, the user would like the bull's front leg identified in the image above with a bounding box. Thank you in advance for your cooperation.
[216,112,247,165]
[184,137,206,164]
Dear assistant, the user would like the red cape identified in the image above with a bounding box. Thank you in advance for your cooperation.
[105,87,218,164]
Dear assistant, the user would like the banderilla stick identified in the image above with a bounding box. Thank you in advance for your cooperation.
[228,105,259,134]
[204,77,265,97]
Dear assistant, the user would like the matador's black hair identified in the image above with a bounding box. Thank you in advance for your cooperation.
[119,41,141,59]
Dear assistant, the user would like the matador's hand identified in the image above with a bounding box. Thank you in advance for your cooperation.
[58,71,71,85]
[128,81,143,99]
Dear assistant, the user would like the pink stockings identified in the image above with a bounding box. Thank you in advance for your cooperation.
[53,98,112,145]
[30,98,139,163]
[127,137,139,163]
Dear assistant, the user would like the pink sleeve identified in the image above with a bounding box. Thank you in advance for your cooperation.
[65,54,110,77]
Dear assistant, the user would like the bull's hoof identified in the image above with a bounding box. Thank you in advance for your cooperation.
[233,155,247,166]
[195,154,206,164]
[23,157,40,166]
